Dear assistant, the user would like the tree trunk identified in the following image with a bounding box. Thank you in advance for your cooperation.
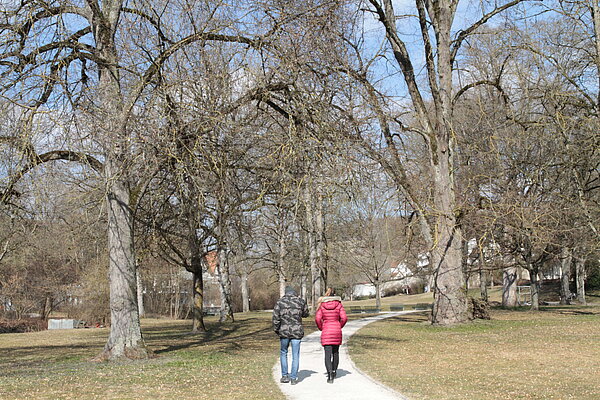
[136,263,144,318]
[186,206,206,331]
[305,184,321,310]
[100,174,149,360]
[94,1,148,359]
[479,267,488,302]
[430,194,467,324]
[216,248,234,322]
[375,278,381,311]
[575,257,586,305]
[502,266,518,308]
[529,267,540,311]
[241,270,250,312]
[315,191,327,289]
[278,225,287,297]
[428,2,468,326]
[191,270,206,331]
[41,296,52,320]
[559,247,572,305]
[174,274,181,319]
[300,272,307,300]
[300,229,308,300]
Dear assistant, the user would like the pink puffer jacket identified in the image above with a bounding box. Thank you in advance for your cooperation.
[315,297,348,346]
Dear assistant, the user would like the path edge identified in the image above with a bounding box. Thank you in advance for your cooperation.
[272,310,421,400]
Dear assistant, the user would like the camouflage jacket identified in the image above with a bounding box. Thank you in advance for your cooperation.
[272,293,309,339]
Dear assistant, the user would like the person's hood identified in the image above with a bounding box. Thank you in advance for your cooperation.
[284,286,297,296]
[321,296,342,309]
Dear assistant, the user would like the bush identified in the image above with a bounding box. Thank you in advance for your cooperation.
[0,318,47,334]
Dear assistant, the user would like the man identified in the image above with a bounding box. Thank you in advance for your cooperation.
[272,286,309,385]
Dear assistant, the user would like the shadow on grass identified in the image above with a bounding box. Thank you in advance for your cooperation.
[153,317,274,355]
[0,343,104,378]
[351,334,410,347]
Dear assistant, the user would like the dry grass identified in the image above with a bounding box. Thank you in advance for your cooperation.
[349,305,600,400]
[0,313,316,400]
[345,287,503,308]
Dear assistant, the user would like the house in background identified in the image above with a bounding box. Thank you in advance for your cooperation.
[351,256,431,300]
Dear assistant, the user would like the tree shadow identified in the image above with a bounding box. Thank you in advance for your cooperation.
[152,319,273,355]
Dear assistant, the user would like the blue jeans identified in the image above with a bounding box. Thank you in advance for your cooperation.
[280,338,301,379]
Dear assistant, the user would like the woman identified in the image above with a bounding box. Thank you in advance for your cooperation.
[315,288,348,383]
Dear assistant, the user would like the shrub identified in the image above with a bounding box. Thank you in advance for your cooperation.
[0,318,46,334]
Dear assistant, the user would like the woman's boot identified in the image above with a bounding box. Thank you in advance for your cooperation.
[327,372,334,383]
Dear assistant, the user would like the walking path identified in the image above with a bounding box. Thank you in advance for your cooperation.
[273,311,417,400]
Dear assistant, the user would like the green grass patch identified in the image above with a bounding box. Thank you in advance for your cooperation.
[349,306,600,400]
[1,313,315,400]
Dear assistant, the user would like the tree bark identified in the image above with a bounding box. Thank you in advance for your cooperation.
[529,267,540,311]
[94,0,148,360]
[502,266,518,308]
[315,191,327,289]
[241,269,250,312]
[575,257,586,305]
[374,277,381,311]
[305,184,321,310]
[100,173,148,360]
[479,267,488,301]
[559,247,572,306]
[430,7,468,325]
[136,262,144,318]
[186,205,206,331]
[191,270,206,331]
[216,248,234,322]
[41,296,52,320]
[278,224,288,297]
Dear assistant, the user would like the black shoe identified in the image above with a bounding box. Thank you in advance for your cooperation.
[290,378,299,385]
[280,375,290,383]
[332,370,337,379]
[327,372,334,384]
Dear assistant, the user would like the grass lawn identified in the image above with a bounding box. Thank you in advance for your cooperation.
[345,287,503,308]
[1,312,314,400]
[349,305,600,400]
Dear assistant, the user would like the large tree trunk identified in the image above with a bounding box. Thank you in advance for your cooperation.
[95,1,148,360]
[428,9,468,326]
[100,174,149,360]
[575,257,586,305]
[216,248,234,323]
[241,270,250,312]
[502,266,518,308]
[559,247,572,306]
[136,262,144,317]
[430,162,467,324]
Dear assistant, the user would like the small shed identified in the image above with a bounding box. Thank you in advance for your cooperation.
[48,319,85,330]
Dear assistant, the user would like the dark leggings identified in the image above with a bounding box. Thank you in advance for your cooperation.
[324,345,340,373]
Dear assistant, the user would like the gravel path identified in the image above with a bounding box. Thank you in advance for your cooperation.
[273,311,416,400]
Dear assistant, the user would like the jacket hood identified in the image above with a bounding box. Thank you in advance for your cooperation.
[321,296,342,309]
[284,286,297,296]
